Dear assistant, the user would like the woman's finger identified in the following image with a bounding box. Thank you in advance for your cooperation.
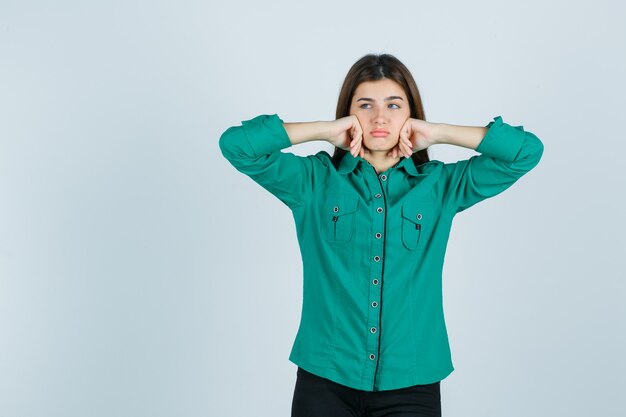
[403,139,411,156]
[353,126,361,149]
[353,136,359,157]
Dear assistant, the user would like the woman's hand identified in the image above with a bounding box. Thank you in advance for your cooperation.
[387,118,437,158]
[327,115,369,158]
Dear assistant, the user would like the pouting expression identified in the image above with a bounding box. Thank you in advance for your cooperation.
[349,78,411,154]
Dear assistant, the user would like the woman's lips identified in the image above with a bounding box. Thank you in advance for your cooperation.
[371,130,389,137]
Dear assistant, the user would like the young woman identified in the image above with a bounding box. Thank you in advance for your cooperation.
[219,54,544,417]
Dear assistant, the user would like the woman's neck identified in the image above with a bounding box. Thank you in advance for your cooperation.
[362,151,402,175]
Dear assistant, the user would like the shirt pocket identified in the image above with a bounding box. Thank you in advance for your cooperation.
[321,193,359,244]
[401,201,434,251]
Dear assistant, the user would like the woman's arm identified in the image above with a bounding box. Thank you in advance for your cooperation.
[435,116,544,213]
[284,116,367,158]
[282,121,334,145]
[219,114,320,209]
[219,114,363,209]
[389,118,489,158]
[431,123,489,150]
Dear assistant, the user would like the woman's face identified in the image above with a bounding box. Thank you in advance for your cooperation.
[349,78,411,154]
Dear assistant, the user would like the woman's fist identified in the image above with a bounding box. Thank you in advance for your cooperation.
[327,115,368,158]
[387,118,437,158]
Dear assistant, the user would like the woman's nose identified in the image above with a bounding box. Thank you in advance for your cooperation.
[372,108,388,124]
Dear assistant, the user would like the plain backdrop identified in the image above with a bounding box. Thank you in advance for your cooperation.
[1,1,625,416]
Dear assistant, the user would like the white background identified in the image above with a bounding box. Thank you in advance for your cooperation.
[1,1,625,416]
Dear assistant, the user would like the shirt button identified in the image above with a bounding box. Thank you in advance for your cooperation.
[375,232,382,239]
[372,279,379,285]
[380,174,387,181]
[370,327,377,334]
[373,256,380,262]
[371,301,378,308]
[375,193,382,198]
[416,213,422,220]
[369,353,376,360]
[333,206,339,213]
[376,207,383,213]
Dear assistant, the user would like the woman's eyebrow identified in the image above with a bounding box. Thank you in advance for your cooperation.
[356,96,404,102]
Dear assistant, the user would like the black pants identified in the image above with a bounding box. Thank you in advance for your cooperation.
[291,367,441,417]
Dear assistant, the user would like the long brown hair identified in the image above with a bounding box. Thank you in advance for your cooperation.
[332,53,430,167]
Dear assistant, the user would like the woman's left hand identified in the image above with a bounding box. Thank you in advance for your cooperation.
[387,118,438,158]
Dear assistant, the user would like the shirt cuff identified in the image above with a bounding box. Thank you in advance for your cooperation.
[475,115,526,162]
[241,114,292,156]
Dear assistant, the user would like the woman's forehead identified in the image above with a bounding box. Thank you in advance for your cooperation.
[353,79,406,99]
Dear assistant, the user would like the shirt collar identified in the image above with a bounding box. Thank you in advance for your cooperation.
[338,151,426,177]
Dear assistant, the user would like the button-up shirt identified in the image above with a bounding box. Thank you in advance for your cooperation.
[219,113,544,391]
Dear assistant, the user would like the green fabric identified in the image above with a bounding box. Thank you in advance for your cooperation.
[219,114,544,391]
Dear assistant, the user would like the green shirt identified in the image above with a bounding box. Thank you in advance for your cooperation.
[219,113,544,391]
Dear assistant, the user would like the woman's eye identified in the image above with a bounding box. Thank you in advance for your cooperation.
[359,103,400,109]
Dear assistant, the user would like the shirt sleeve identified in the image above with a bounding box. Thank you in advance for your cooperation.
[218,113,318,210]
[441,115,544,213]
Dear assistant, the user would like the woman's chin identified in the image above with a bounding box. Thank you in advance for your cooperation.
[363,140,398,153]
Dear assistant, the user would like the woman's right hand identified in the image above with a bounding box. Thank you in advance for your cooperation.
[326,115,368,158]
